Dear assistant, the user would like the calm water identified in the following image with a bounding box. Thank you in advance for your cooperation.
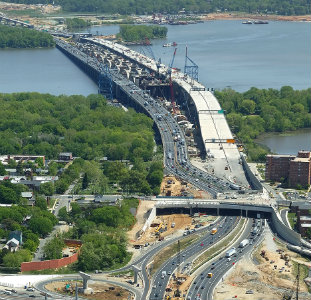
[0,21,310,95]
[89,21,311,91]
[257,129,311,155]
[0,48,98,95]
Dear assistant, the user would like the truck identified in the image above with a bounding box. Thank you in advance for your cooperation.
[161,270,167,278]
[207,273,213,278]
[171,222,175,228]
[167,152,172,159]
[239,239,249,248]
[225,247,236,258]
[211,228,217,235]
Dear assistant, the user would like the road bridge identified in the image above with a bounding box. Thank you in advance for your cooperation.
[0,15,34,28]
[84,37,252,189]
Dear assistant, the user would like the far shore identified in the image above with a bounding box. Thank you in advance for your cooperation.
[202,13,311,22]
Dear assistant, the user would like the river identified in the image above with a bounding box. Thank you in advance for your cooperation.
[0,20,310,153]
[256,129,311,155]
[0,20,310,95]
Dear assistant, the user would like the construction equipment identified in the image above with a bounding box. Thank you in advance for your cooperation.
[283,263,300,300]
[168,48,177,114]
[184,46,198,84]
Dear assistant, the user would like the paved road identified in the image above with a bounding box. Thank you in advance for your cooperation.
[187,218,265,300]
[280,208,291,228]
[148,217,238,300]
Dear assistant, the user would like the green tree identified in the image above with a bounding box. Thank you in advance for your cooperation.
[0,162,6,176]
[43,237,65,260]
[3,249,32,268]
[28,216,53,237]
[82,173,89,190]
[39,182,55,196]
[23,239,37,253]
[35,196,47,211]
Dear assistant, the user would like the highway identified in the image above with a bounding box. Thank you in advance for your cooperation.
[148,217,238,300]
[187,218,265,300]
[56,38,247,198]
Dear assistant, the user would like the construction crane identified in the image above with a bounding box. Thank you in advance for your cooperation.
[168,48,177,114]
[142,37,161,73]
[283,263,300,300]
[184,46,198,84]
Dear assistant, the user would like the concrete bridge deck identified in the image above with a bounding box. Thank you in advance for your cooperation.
[85,38,248,187]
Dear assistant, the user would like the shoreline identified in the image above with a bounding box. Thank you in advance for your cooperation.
[202,13,311,22]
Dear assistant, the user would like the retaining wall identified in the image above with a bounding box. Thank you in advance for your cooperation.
[21,252,79,272]
[142,206,156,233]
[271,209,301,246]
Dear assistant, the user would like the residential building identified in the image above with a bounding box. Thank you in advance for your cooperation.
[265,150,311,188]
[59,152,73,161]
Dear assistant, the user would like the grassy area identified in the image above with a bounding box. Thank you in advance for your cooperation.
[7,9,43,18]
[287,212,297,229]
[191,218,245,273]
[150,234,201,275]
[292,261,310,292]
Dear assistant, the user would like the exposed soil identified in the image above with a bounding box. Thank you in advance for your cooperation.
[203,13,311,22]
[214,239,311,300]
[45,280,130,300]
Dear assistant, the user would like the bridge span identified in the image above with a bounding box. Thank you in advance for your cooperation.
[85,38,250,188]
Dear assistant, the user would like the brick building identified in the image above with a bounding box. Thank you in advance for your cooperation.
[291,202,311,237]
[265,151,311,188]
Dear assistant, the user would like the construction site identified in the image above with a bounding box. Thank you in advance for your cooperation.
[45,280,132,300]
[214,235,311,300]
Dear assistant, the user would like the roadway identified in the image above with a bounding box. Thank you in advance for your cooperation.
[187,218,265,300]
[148,217,238,300]
[56,38,249,197]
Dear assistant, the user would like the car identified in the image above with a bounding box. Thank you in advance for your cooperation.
[29,295,36,298]
[27,288,35,292]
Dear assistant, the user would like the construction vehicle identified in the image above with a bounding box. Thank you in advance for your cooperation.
[155,222,164,233]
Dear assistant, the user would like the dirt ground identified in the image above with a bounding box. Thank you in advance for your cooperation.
[202,13,311,22]
[127,200,155,243]
[214,240,311,300]
[137,214,193,245]
[160,175,212,199]
[45,281,130,300]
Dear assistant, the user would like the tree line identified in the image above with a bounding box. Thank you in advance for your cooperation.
[2,0,310,15]
[0,25,54,48]
[215,86,311,161]
[117,25,168,42]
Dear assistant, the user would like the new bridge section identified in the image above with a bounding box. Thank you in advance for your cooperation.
[85,38,250,188]
[0,15,34,28]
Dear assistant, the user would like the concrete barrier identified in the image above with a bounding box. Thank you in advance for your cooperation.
[271,209,301,246]
[142,206,156,233]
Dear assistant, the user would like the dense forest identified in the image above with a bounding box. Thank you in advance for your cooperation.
[215,86,311,161]
[0,93,154,161]
[2,0,310,15]
[0,25,54,48]
[117,25,167,42]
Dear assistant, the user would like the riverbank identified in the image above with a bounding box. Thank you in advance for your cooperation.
[202,12,311,22]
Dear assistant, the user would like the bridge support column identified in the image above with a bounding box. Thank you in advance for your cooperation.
[132,265,141,284]
[79,272,93,294]
[189,206,193,216]
[217,207,219,216]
